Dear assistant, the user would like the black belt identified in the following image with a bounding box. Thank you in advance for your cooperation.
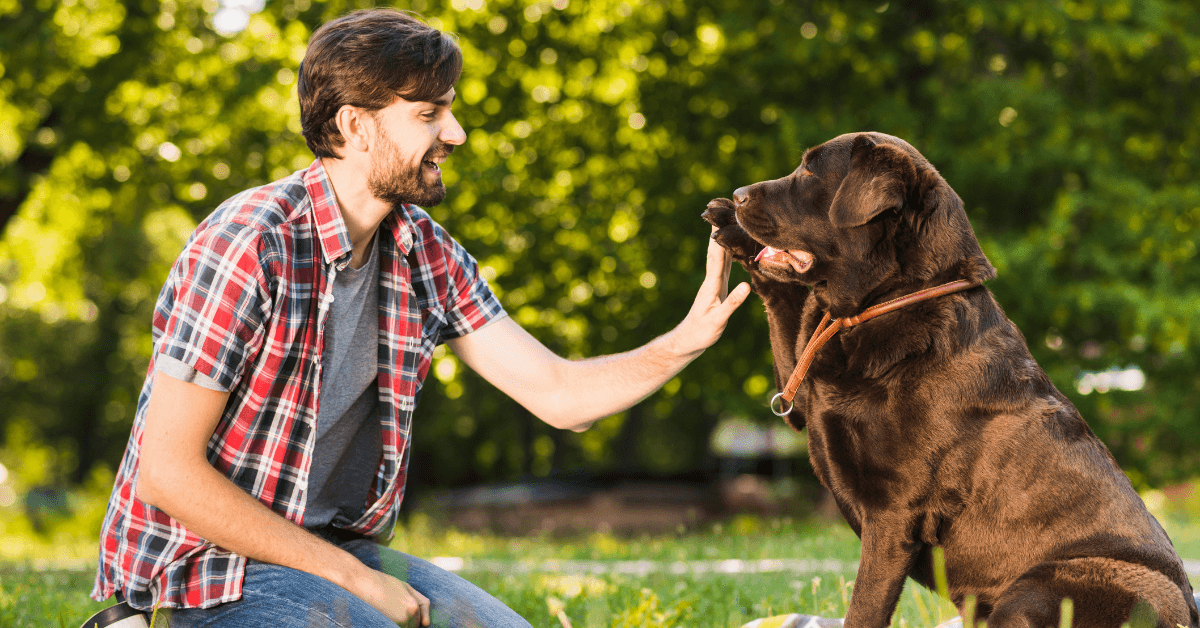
[81,600,148,627]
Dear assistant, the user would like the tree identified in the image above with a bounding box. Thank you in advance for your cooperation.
[2,0,1198,496]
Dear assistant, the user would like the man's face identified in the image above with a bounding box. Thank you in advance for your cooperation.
[367,88,466,208]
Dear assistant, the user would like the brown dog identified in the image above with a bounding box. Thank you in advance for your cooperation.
[703,132,1197,628]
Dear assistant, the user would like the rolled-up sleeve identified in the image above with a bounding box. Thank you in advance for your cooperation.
[437,231,506,341]
[153,221,271,392]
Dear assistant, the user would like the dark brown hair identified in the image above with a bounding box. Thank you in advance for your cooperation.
[298,8,462,159]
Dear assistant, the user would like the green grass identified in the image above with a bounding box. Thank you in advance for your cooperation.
[394,513,882,627]
[7,500,1200,627]
[391,513,864,562]
[1,513,962,628]
[0,569,110,627]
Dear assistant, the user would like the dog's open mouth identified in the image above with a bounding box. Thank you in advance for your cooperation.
[754,245,814,273]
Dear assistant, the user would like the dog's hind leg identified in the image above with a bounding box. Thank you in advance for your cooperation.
[984,558,1195,628]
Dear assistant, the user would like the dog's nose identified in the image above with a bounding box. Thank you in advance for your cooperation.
[733,187,749,205]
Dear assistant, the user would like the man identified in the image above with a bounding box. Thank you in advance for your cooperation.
[92,8,750,627]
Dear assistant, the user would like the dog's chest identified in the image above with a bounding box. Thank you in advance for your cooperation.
[804,394,926,506]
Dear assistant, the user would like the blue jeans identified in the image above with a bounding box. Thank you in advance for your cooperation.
[167,539,532,627]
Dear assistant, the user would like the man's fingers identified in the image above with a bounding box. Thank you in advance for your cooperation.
[693,281,749,344]
[407,585,431,627]
[704,231,733,299]
[721,282,751,313]
[420,593,431,626]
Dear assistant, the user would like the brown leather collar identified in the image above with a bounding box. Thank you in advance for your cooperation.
[770,279,982,416]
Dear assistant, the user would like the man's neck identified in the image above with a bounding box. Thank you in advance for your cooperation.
[320,156,390,268]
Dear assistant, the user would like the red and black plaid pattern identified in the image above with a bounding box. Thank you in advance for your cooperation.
[92,160,504,610]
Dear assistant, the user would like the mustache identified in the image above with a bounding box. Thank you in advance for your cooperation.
[423,143,455,161]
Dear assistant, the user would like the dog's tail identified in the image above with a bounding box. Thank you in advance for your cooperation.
[1089,558,1194,628]
[989,557,1195,628]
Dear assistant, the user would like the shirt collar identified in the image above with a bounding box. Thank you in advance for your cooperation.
[303,159,418,266]
[384,204,417,257]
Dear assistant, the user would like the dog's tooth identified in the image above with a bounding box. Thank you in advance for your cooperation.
[754,246,778,262]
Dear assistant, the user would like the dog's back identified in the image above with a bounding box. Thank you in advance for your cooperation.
[900,291,1194,627]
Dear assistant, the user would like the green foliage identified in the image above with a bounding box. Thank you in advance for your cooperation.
[2,0,1200,495]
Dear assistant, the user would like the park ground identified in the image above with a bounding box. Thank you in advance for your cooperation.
[5,480,1200,628]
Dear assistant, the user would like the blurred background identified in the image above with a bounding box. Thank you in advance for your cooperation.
[2,0,1199,545]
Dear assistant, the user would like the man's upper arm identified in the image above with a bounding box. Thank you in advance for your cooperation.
[137,371,232,506]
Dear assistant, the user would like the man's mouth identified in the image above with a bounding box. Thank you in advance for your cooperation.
[754,245,815,273]
[422,145,454,174]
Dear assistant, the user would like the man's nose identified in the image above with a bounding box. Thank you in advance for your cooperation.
[440,112,466,146]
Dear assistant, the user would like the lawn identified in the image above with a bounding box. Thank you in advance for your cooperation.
[0,512,977,628]
[5,498,1200,627]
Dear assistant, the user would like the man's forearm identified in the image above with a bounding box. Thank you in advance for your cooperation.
[544,236,753,428]
[139,455,364,591]
[137,372,431,624]
[536,327,697,430]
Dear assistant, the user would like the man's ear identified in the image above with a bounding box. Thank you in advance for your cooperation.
[828,136,916,228]
[334,105,373,154]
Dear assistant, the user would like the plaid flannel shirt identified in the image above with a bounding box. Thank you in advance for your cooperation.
[92,160,505,610]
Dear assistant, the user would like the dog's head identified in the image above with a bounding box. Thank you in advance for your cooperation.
[731,132,996,317]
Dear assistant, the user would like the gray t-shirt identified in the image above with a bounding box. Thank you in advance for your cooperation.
[156,237,384,530]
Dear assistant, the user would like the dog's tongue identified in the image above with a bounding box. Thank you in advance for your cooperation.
[754,245,781,262]
[754,246,815,273]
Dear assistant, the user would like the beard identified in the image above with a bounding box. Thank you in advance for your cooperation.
[367,127,453,208]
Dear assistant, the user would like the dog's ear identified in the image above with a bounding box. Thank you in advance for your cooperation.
[828,136,916,228]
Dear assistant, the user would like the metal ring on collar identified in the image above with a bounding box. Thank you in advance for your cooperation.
[770,392,793,417]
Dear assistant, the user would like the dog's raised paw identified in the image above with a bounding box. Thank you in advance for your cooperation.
[702,197,737,228]
[704,198,763,263]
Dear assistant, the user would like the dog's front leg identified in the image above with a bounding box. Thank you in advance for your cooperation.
[843,517,919,628]
[703,198,812,429]
[758,282,811,430]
